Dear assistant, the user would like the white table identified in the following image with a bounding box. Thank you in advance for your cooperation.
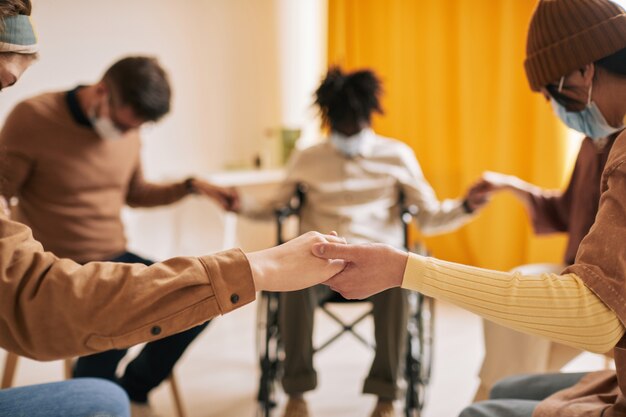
[123,169,287,259]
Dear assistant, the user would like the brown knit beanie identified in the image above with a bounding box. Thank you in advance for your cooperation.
[525,0,626,91]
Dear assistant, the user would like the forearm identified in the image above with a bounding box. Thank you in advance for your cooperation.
[417,199,475,235]
[500,178,568,233]
[126,180,189,207]
[237,181,298,221]
[237,193,277,220]
[402,253,624,354]
[505,183,535,210]
[0,217,254,360]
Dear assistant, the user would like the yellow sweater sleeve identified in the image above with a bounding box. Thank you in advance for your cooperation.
[402,253,625,354]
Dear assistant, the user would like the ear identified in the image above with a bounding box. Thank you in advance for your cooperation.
[94,80,108,97]
[580,63,595,85]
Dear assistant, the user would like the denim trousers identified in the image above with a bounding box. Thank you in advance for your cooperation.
[0,378,130,417]
[459,372,588,417]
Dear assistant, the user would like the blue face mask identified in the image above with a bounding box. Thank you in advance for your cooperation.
[550,82,622,140]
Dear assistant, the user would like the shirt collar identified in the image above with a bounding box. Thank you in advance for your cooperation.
[65,85,93,128]
[359,128,376,158]
[328,128,376,159]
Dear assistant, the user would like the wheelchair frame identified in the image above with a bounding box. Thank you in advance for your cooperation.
[256,186,434,417]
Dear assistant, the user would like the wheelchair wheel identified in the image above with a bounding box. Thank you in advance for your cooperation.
[256,291,283,417]
[404,293,435,417]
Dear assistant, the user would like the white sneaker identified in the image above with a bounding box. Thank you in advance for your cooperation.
[130,401,162,417]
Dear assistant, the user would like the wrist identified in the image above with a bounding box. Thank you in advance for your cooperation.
[389,246,409,288]
[246,250,275,292]
[462,198,474,214]
[184,177,198,194]
[246,251,265,291]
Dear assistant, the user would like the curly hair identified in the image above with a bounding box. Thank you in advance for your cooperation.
[314,66,383,129]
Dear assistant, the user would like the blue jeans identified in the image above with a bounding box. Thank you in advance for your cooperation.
[459,372,588,417]
[0,378,129,417]
[73,251,210,403]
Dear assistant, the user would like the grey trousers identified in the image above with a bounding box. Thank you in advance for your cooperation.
[280,285,409,400]
[459,372,588,417]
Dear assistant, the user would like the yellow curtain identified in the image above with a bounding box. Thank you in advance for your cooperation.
[328,0,569,270]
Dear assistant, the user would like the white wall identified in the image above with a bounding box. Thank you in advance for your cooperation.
[3,0,284,177]
[2,0,327,259]
[276,0,328,148]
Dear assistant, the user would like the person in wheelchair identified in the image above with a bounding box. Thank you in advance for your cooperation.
[238,67,489,417]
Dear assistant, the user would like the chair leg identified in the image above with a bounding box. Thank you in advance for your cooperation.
[168,373,186,417]
[1,352,19,389]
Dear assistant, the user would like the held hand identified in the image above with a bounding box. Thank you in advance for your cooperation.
[478,171,538,207]
[227,188,241,212]
[246,231,347,292]
[193,179,240,212]
[464,171,525,211]
[311,242,408,299]
[464,179,492,212]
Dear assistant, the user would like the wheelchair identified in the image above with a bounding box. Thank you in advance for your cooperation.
[256,185,435,417]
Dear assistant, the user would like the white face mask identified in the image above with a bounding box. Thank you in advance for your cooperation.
[90,115,124,140]
[89,93,124,140]
[329,128,372,157]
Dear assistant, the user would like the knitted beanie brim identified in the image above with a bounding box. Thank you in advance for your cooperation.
[525,13,626,91]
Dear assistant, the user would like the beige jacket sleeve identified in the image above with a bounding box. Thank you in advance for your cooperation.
[0,215,255,361]
[0,101,37,200]
[397,145,474,235]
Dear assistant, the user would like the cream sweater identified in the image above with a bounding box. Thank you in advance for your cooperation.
[402,253,624,354]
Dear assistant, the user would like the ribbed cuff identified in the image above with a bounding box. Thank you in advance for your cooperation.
[401,253,428,293]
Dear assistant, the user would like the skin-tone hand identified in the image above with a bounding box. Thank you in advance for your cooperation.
[481,171,521,191]
[191,179,240,212]
[479,171,541,210]
[246,231,347,292]
[463,178,493,212]
[310,241,409,299]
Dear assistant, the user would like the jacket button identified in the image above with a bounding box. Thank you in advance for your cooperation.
[230,294,240,304]
[151,326,162,336]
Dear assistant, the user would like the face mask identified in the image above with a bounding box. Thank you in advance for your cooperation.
[90,115,124,140]
[330,128,371,157]
[89,93,124,140]
[550,79,623,140]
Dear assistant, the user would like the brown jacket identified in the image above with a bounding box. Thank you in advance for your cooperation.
[528,135,616,265]
[0,214,255,361]
[535,133,626,416]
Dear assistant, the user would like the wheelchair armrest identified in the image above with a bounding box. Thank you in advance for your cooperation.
[275,184,307,244]
[274,205,299,221]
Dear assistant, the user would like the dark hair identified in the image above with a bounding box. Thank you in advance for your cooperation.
[596,47,626,76]
[314,66,383,129]
[103,56,171,122]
